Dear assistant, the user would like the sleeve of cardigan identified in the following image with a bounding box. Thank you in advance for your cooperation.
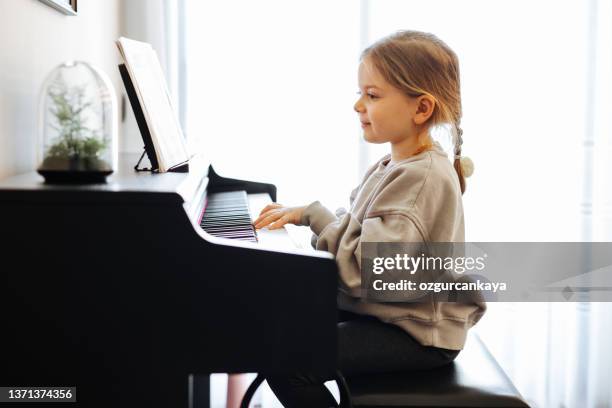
[312,211,427,295]
[300,185,360,231]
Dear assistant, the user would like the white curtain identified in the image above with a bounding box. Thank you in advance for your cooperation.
[177,1,612,407]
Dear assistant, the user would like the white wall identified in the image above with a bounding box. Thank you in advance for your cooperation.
[0,0,121,180]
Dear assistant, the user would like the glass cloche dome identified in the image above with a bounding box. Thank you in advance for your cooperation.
[38,61,118,183]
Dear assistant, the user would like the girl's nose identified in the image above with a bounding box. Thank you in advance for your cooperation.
[354,100,363,113]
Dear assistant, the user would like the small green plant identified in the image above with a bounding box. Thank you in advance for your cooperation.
[41,77,110,171]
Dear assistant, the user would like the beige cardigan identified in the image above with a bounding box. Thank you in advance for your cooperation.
[300,142,486,350]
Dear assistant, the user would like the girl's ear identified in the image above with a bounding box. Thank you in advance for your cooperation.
[414,95,436,125]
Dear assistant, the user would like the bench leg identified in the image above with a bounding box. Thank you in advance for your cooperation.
[335,371,354,408]
[240,374,265,408]
[240,372,354,408]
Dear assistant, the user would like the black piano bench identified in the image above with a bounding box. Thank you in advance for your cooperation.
[346,333,530,408]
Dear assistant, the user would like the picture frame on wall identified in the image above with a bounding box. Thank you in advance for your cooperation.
[39,0,78,16]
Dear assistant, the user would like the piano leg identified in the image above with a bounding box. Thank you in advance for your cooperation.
[189,374,211,408]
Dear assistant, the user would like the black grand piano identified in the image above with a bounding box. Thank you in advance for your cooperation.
[0,154,339,407]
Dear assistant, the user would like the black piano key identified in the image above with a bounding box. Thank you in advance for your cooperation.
[202,209,250,215]
[204,227,255,235]
[201,219,251,224]
[201,220,253,228]
[206,226,253,233]
[204,215,250,220]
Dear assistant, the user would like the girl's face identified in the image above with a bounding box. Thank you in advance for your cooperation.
[354,58,422,144]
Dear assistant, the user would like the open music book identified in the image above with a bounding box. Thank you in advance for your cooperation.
[116,37,189,172]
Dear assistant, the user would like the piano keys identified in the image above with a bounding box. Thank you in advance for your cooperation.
[200,190,258,242]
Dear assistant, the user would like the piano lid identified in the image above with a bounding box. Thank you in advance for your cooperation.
[0,153,210,205]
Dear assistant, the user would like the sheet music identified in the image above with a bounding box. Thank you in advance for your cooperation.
[116,37,189,172]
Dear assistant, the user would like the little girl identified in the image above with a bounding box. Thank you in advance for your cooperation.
[253,30,486,407]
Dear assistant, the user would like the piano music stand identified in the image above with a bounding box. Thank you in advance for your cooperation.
[118,63,189,174]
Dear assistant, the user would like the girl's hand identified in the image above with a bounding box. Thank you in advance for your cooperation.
[253,203,306,230]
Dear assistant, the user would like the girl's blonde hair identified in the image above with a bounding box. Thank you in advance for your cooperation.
[361,30,466,194]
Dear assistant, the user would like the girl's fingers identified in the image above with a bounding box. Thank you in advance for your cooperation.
[254,210,283,229]
[254,208,279,225]
[252,214,265,226]
[268,215,288,230]
[253,204,283,225]
[259,203,282,217]
[253,212,277,227]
